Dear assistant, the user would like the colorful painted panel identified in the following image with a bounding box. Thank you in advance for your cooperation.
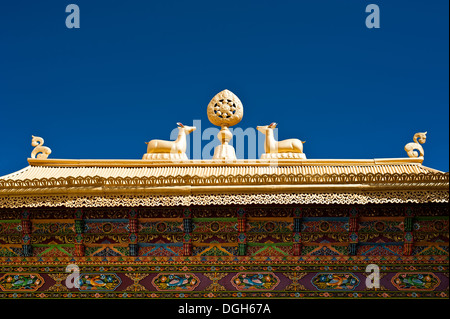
[300,233,349,244]
[301,217,349,233]
[78,273,122,291]
[302,245,348,256]
[0,273,44,291]
[391,273,440,291]
[247,244,292,256]
[414,219,449,232]
[0,256,447,298]
[33,244,74,257]
[83,234,128,245]
[359,220,404,232]
[152,273,200,291]
[193,233,237,243]
[358,244,403,256]
[32,222,75,235]
[84,219,129,234]
[0,221,22,235]
[193,220,237,233]
[412,245,449,256]
[26,236,73,246]
[139,221,183,233]
[231,272,280,290]
[139,243,183,256]
[193,245,237,256]
[137,234,183,244]
[358,233,403,243]
[0,204,448,299]
[247,221,292,233]
[246,233,292,243]
[0,246,22,257]
[85,246,129,257]
[311,273,360,290]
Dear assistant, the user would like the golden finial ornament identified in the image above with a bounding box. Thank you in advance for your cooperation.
[207,89,243,160]
[31,135,52,159]
[404,132,427,158]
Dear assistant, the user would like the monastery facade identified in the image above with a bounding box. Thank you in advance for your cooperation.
[0,90,448,299]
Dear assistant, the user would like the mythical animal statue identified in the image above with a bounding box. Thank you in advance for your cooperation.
[30,135,52,159]
[404,132,427,158]
[142,123,196,160]
[257,123,306,159]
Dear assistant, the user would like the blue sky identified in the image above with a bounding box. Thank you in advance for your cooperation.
[0,0,448,176]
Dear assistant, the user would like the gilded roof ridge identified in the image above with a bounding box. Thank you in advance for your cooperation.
[24,157,427,167]
[0,169,448,192]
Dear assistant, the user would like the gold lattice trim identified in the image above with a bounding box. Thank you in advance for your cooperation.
[0,172,448,190]
[0,190,448,208]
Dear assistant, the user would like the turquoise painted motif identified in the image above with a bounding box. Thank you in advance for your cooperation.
[231,272,280,290]
[0,273,44,291]
[391,273,440,291]
[312,273,360,290]
[152,273,200,291]
[78,273,121,291]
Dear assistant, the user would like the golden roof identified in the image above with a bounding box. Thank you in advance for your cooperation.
[0,158,444,183]
[0,91,447,208]
[0,157,448,209]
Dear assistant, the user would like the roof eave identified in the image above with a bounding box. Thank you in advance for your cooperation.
[26,157,426,168]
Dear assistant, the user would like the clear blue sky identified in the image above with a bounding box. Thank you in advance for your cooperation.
[0,0,448,176]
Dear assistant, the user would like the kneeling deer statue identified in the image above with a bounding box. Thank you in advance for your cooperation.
[257,123,305,154]
[143,123,196,159]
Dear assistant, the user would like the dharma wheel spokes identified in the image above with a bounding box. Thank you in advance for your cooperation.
[207,89,243,161]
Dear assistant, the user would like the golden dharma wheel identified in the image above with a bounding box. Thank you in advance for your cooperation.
[207,89,243,127]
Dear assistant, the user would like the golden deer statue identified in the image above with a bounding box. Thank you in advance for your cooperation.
[142,123,196,160]
[257,123,305,158]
